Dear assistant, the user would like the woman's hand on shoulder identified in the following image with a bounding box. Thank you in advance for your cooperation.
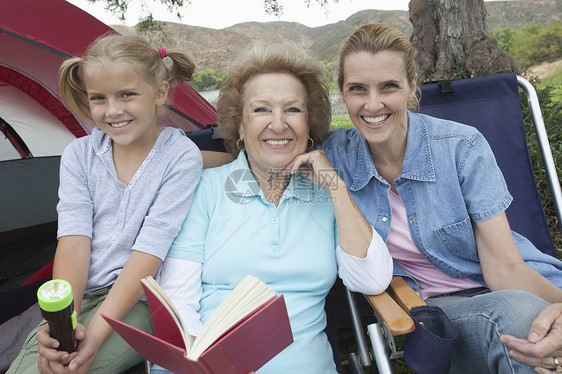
[284,150,342,194]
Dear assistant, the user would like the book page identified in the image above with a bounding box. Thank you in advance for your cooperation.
[141,276,194,351]
[187,275,276,359]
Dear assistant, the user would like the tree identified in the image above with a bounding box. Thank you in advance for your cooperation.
[88,0,330,23]
[88,0,186,22]
[268,0,520,81]
[262,0,331,17]
[409,0,517,81]
[492,23,544,56]
[514,21,562,68]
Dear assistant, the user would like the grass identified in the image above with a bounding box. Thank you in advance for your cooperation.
[538,70,562,87]
[338,336,414,374]
[521,82,562,258]
[537,71,562,104]
[331,114,354,130]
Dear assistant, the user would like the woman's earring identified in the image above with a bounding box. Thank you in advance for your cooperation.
[307,138,314,149]
[236,138,245,150]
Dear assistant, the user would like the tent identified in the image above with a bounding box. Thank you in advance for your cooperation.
[0,0,217,161]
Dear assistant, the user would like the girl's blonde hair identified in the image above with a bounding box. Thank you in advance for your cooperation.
[217,43,331,157]
[338,23,420,111]
[58,33,196,125]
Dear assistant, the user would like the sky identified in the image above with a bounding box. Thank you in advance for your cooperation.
[66,0,413,29]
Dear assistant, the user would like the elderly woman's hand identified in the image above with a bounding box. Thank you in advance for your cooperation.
[500,303,562,373]
[284,150,342,194]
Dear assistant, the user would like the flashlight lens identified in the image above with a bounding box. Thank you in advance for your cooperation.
[40,282,70,301]
[37,279,73,312]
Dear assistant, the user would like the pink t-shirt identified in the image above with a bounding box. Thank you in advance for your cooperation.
[387,190,481,299]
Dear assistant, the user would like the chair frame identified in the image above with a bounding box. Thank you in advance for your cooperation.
[346,75,562,374]
[517,76,562,230]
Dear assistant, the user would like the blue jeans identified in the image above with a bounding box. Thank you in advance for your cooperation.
[426,288,548,374]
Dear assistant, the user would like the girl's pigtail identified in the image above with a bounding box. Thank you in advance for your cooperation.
[165,50,196,87]
[58,58,92,124]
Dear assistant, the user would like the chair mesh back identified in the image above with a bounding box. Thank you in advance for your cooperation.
[186,127,227,152]
[419,73,555,256]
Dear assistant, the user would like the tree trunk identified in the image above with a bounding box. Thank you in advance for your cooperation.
[409,0,518,82]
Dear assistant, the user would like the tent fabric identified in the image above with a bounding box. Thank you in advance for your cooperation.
[0,116,31,159]
[0,0,112,57]
[0,85,76,158]
[0,131,21,160]
[0,303,42,372]
[0,68,86,138]
[0,157,60,233]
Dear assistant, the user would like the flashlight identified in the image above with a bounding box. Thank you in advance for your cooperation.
[37,279,77,353]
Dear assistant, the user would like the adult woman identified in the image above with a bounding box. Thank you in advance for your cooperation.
[318,23,562,373]
[152,43,393,373]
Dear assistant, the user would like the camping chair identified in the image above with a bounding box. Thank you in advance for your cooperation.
[345,73,562,374]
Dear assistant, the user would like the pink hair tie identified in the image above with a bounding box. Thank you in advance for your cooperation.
[158,48,167,59]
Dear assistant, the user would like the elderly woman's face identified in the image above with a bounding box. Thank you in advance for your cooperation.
[240,72,308,175]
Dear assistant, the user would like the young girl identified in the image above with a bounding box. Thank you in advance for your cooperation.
[7,34,202,374]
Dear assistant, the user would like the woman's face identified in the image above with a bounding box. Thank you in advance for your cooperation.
[240,72,309,176]
[341,50,416,149]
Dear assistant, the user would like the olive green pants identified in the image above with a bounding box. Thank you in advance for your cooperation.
[6,285,153,374]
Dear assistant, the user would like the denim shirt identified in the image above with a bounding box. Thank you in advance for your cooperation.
[319,111,562,292]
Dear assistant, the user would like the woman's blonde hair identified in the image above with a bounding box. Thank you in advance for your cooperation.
[217,43,331,157]
[58,33,196,125]
[338,23,420,111]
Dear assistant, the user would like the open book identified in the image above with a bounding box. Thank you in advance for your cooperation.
[102,275,293,374]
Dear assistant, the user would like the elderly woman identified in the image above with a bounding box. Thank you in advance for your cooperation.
[316,23,562,373]
[151,43,393,374]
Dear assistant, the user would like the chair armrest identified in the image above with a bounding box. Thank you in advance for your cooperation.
[386,276,425,314]
[363,276,426,336]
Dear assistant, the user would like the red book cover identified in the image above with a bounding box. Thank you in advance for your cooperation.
[102,284,293,374]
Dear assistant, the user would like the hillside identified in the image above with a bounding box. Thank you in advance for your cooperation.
[112,0,560,73]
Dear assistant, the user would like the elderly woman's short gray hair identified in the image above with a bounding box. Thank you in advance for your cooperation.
[217,43,331,157]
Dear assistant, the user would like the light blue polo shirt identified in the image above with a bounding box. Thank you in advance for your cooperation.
[167,151,339,373]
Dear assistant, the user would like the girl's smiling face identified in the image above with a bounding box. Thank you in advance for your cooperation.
[239,72,309,178]
[84,61,168,151]
[341,50,416,149]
